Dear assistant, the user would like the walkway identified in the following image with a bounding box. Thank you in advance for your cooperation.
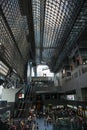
[36,118,53,130]
[35,117,72,130]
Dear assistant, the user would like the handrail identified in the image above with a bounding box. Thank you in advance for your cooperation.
[17,84,32,117]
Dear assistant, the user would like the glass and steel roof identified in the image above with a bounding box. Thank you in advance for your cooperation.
[32,0,87,72]
[0,0,29,77]
[0,0,87,79]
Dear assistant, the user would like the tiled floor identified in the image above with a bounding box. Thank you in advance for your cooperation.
[36,118,53,130]
[35,118,71,130]
[13,117,78,130]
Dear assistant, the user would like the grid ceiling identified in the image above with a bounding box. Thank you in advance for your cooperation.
[0,0,30,77]
[0,15,24,77]
[1,0,29,60]
[0,0,87,78]
[54,1,87,72]
[32,0,86,70]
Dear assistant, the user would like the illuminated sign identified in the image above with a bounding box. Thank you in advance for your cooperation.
[18,93,24,99]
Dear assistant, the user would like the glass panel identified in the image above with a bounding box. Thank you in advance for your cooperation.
[1,0,29,60]
[0,61,9,76]
[32,0,84,66]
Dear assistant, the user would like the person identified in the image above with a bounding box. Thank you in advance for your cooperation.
[36,123,39,130]
[70,117,74,130]
[44,117,47,126]
[20,120,25,130]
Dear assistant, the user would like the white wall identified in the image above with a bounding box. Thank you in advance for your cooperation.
[2,88,21,102]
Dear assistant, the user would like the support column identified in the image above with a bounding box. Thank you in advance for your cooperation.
[33,66,37,77]
[30,62,32,82]
[76,88,82,100]
[27,62,32,83]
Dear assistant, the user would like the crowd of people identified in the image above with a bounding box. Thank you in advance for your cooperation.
[0,106,87,130]
[49,107,87,130]
[0,114,37,130]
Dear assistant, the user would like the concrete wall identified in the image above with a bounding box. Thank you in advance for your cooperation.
[61,65,87,100]
[2,88,21,102]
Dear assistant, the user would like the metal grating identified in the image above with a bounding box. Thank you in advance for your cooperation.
[0,0,31,77]
[32,0,85,68]
[1,0,29,60]
[43,0,84,63]
[54,1,87,72]
[0,0,87,76]
[0,15,24,77]
[32,0,40,63]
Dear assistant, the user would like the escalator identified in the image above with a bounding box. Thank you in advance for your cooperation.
[14,84,33,118]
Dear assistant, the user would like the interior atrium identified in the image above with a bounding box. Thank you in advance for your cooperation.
[0,0,87,130]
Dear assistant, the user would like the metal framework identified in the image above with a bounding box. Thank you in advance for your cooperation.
[0,0,87,81]
[0,0,29,78]
[32,0,87,72]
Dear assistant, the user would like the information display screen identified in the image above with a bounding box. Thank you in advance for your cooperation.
[66,95,75,100]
